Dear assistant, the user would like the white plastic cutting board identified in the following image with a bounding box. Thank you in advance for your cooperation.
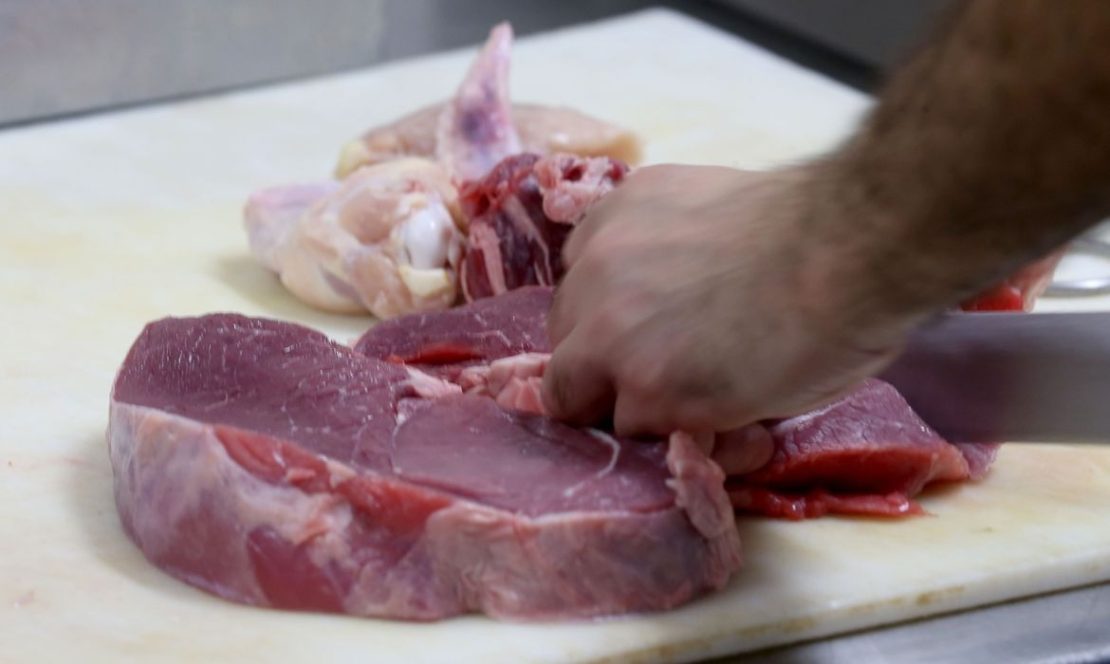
[4,10,1110,663]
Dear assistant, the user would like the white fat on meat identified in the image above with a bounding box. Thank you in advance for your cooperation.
[458,352,549,415]
[534,153,626,223]
[243,158,465,318]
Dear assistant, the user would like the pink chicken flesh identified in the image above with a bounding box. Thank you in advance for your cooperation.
[245,22,641,318]
[244,159,463,317]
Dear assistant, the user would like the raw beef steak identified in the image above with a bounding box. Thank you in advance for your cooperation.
[354,289,1000,520]
[109,313,741,620]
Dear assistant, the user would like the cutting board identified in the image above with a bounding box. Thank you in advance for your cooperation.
[4,10,1110,663]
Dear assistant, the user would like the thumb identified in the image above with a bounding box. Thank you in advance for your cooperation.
[542,329,615,426]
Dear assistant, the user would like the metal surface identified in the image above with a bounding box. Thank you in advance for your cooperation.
[0,0,388,127]
[719,0,952,68]
[1045,237,1110,297]
[722,581,1110,664]
[880,312,1110,443]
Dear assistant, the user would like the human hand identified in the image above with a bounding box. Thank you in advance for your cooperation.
[542,164,910,436]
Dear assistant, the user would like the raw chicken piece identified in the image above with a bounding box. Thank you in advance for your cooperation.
[435,23,521,183]
[244,158,464,317]
[246,21,642,317]
[337,103,643,179]
[335,22,640,181]
[244,182,340,272]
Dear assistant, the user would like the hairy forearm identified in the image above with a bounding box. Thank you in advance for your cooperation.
[805,0,1110,331]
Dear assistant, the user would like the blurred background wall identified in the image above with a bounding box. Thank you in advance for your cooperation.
[0,0,953,127]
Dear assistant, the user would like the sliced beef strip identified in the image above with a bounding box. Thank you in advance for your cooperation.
[727,380,976,520]
[109,313,740,621]
[354,285,552,378]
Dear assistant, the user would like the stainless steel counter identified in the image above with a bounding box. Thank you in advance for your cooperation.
[724,581,1110,663]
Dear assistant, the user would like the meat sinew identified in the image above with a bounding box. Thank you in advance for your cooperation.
[109,313,741,621]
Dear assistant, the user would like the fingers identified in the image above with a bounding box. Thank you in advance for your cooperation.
[542,327,616,427]
[612,389,740,439]
[547,277,579,346]
[549,236,605,344]
[613,389,670,438]
[562,200,608,268]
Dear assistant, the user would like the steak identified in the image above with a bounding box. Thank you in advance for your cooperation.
[353,290,1000,520]
[109,313,740,621]
[727,380,995,519]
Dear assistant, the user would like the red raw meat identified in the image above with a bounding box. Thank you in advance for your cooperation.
[109,313,740,621]
[354,285,552,378]
[354,292,999,521]
[458,153,627,301]
[727,380,981,520]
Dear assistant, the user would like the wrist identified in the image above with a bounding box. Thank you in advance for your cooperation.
[787,160,931,353]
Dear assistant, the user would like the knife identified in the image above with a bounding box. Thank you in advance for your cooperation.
[879,312,1110,443]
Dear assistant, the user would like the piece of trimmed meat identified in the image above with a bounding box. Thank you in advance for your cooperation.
[458,153,627,301]
[727,380,989,520]
[109,313,741,621]
[244,158,464,317]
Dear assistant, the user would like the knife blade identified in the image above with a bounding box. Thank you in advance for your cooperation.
[879,312,1110,443]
